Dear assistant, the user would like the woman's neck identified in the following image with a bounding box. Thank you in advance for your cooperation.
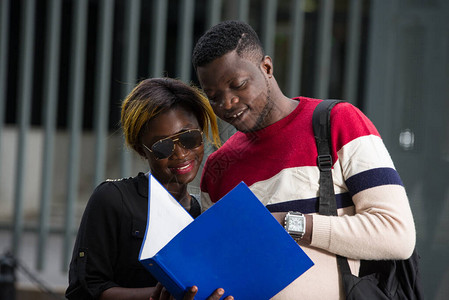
[165,183,191,210]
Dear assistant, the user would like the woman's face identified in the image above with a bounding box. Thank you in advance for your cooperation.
[141,106,204,188]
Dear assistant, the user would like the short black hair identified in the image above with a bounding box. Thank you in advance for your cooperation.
[192,20,264,69]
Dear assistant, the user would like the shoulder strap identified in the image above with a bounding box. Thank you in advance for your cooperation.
[313,101,424,298]
[312,100,355,278]
[312,99,341,216]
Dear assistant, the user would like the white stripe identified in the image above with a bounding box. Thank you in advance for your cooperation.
[249,166,348,206]
[248,136,394,206]
[205,136,394,208]
[337,135,396,180]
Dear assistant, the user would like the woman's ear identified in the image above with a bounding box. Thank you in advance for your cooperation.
[136,144,148,159]
[261,55,273,77]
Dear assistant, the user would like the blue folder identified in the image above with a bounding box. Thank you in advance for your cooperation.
[139,175,314,300]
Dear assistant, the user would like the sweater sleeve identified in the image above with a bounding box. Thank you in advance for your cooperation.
[310,103,416,260]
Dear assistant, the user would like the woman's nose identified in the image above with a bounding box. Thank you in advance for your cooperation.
[170,142,188,159]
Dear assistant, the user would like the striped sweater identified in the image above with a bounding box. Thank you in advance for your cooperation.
[200,97,415,299]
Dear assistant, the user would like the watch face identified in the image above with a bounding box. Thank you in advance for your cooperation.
[289,215,304,233]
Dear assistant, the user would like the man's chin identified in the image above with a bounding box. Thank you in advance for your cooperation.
[218,116,259,133]
[230,121,250,132]
[235,123,260,133]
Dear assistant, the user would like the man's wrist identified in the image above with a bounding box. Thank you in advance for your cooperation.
[284,211,306,241]
[271,212,312,245]
[303,214,313,245]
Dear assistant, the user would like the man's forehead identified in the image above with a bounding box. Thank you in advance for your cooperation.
[197,62,253,91]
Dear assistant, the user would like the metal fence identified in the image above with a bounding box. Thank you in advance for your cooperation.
[0,0,368,291]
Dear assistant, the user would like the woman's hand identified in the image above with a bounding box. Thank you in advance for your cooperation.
[150,282,233,300]
[150,282,170,300]
[183,286,233,300]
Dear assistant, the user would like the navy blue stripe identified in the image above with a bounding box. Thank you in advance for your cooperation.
[266,193,353,214]
[345,167,403,196]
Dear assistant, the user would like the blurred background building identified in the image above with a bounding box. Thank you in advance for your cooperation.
[0,0,448,299]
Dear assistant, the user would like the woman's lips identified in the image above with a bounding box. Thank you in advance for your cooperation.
[169,160,195,175]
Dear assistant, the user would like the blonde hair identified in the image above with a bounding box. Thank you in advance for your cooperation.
[121,78,221,157]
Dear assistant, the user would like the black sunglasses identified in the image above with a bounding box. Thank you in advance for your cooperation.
[142,129,203,160]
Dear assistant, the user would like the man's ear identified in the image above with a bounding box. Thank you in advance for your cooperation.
[261,55,273,77]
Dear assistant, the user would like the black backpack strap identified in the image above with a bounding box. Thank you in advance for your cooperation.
[312,100,424,299]
[312,99,341,216]
[312,100,353,275]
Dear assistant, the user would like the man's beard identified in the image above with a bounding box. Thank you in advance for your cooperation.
[242,76,273,133]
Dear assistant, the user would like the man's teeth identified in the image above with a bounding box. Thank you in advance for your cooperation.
[233,111,244,118]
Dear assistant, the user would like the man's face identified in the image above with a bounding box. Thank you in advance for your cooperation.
[196,51,274,132]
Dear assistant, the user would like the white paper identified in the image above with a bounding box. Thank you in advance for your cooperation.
[140,175,193,259]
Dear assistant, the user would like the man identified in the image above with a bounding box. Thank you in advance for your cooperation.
[193,20,416,299]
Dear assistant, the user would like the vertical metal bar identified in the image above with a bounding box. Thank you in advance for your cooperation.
[286,0,306,98]
[63,0,89,270]
[12,0,36,257]
[93,0,115,186]
[149,0,168,78]
[238,0,250,22]
[207,0,222,28]
[343,0,363,104]
[314,0,335,99]
[120,0,141,178]
[261,0,278,57]
[36,0,62,271]
[176,0,195,82]
[0,0,10,173]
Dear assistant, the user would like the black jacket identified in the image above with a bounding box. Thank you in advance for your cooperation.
[65,172,201,299]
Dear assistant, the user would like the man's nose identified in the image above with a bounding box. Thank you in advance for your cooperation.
[218,94,239,110]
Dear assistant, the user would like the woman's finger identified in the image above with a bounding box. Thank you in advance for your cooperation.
[182,286,198,300]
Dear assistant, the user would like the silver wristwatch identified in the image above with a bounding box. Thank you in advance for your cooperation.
[284,211,306,241]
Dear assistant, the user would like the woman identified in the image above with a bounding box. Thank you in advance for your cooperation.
[66,78,228,300]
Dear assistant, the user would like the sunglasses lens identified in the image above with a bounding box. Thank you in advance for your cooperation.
[179,130,203,149]
[151,139,174,159]
[149,130,203,160]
